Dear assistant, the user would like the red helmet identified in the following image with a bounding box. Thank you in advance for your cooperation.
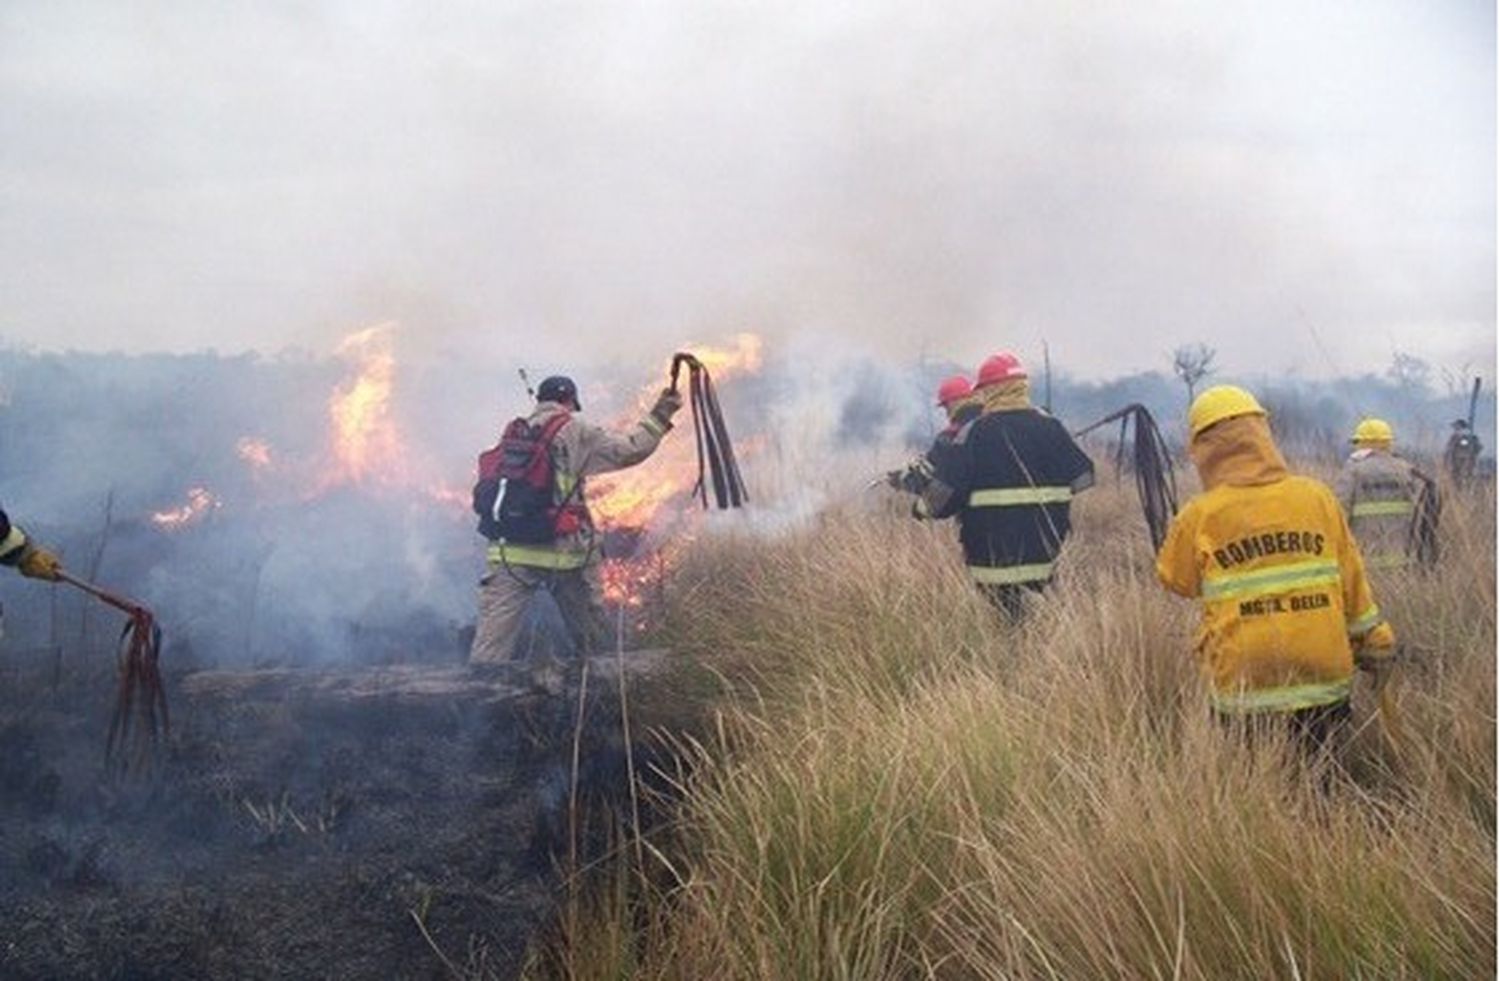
[976,352,1027,387]
[936,375,973,407]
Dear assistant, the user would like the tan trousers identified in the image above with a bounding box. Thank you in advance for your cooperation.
[469,564,609,663]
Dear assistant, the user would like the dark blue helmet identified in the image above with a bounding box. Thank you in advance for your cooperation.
[537,375,580,410]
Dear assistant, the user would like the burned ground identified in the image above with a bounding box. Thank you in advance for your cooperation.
[0,654,683,980]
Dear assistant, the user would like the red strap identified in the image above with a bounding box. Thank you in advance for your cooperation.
[525,411,572,476]
[538,410,572,443]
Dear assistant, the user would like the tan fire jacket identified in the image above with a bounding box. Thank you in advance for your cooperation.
[1333,449,1423,570]
[488,400,669,571]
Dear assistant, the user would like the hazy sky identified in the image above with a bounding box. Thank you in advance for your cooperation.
[1,0,1493,380]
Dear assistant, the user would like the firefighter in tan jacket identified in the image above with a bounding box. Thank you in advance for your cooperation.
[469,375,681,663]
[1157,386,1396,750]
[1333,418,1429,571]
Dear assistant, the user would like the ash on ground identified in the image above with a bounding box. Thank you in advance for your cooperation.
[0,650,681,980]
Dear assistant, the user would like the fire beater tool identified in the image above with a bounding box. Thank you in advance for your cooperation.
[670,352,748,509]
[1410,469,1441,568]
[1074,404,1178,552]
[58,570,168,768]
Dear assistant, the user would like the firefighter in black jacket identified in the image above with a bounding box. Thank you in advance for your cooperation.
[924,353,1094,620]
[887,374,981,512]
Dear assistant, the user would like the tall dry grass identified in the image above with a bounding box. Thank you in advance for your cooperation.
[537,475,1496,980]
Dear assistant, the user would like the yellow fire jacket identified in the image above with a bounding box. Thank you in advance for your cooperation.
[1157,416,1395,714]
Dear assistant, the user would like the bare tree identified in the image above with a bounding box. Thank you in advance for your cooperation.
[1171,343,1217,405]
[1387,351,1432,394]
[1440,361,1475,400]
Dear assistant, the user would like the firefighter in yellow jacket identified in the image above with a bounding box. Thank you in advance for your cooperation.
[1157,386,1396,746]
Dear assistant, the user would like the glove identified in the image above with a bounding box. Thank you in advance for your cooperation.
[18,545,61,582]
[884,469,905,490]
[897,458,934,495]
[650,388,684,427]
[1355,624,1397,689]
[1359,621,1397,655]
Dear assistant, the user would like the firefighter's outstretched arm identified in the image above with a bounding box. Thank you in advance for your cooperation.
[923,430,973,521]
[575,388,683,476]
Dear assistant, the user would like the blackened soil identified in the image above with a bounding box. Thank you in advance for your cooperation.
[0,657,676,980]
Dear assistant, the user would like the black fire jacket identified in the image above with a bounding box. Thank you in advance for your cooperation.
[929,409,1095,585]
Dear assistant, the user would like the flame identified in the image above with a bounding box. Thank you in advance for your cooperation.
[324,324,404,488]
[236,436,274,472]
[598,543,684,611]
[589,333,765,614]
[588,332,763,533]
[151,486,222,530]
[143,325,475,532]
[680,332,762,380]
[589,476,686,528]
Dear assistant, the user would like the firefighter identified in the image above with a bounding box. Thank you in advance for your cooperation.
[925,353,1095,620]
[1443,418,1482,486]
[0,509,61,581]
[469,375,682,663]
[934,374,983,435]
[1157,386,1396,750]
[886,374,981,508]
[1333,418,1431,571]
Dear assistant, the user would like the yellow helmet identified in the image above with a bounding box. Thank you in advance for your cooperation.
[1188,385,1266,439]
[1351,417,1395,445]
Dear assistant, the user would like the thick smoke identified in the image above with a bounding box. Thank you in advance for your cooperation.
[0,2,1492,379]
[0,336,1487,671]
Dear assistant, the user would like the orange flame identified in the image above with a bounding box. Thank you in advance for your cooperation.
[589,333,764,614]
[324,324,404,488]
[588,332,763,533]
[151,486,222,530]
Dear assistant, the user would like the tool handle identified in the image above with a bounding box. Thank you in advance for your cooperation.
[669,352,699,394]
[58,570,145,618]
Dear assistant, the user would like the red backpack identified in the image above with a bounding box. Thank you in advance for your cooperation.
[472,413,586,544]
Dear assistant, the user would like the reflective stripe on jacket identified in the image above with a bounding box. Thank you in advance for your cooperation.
[929,405,1094,585]
[1158,416,1393,715]
[487,542,588,571]
[1333,449,1423,570]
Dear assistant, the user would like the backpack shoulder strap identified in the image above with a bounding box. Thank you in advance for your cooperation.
[538,410,572,443]
[525,411,573,474]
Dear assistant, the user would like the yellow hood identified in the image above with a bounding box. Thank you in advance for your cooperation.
[948,392,984,423]
[977,378,1031,414]
[1189,414,1288,491]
